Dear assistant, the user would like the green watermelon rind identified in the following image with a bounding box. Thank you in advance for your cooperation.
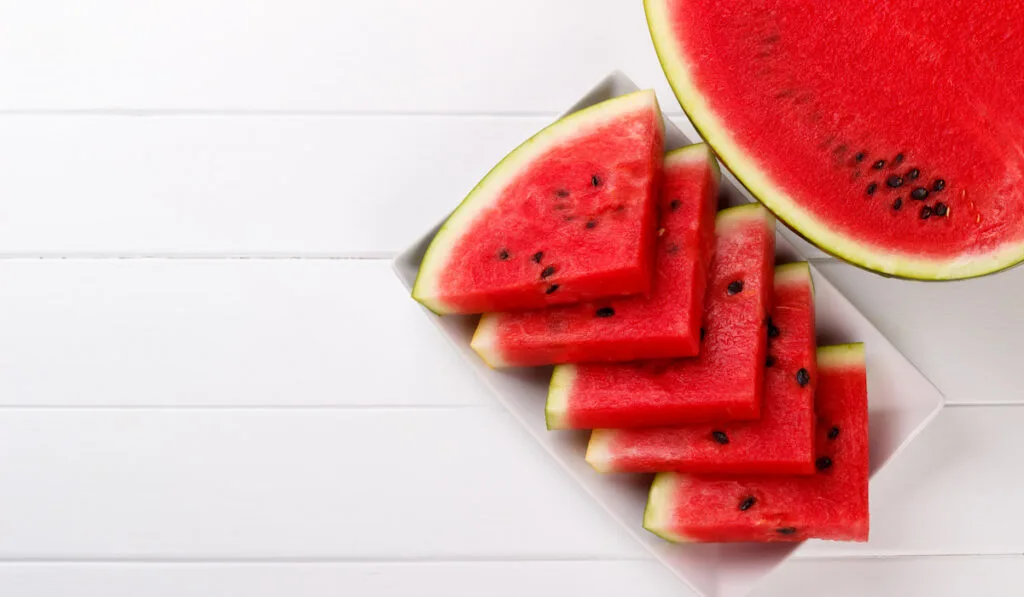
[584,428,616,472]
[469,313,507,368]
[817,342,866,370]
[545,364,576,430]
[643,472,691,543]
[774,261,814,293]
[644,0,1024,280]
[412,89,663,314]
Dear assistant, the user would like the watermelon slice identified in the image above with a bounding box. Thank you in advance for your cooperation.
[546,203,775,430]
[643,344,869,543]
[470,143,719,367]
[645,0,1024,279]
[587,261,816,474]
[412,90,664,314]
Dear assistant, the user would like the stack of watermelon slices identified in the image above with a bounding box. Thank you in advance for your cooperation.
[412,90,869,544]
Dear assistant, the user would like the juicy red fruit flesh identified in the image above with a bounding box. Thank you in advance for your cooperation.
[589,263,816,474]
[472,145,718,366]
[436,108,663,313]
[547,204,775,429]
[657,0,1024,271]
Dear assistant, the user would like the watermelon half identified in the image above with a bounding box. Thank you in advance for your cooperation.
[471,143,719,367]
[546,203,775,430]
[645,0,1024,279]
[587,261,816,474]
[643,344,869,543]
[412,90,664,314]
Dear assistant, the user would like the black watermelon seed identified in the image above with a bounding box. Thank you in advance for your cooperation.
[907,168,920,180]
[872,159,885,169]
[739,496,757,511]
[866,182,877,196]
[541,265,556,279]
[911,187,929,200]
[768,323,781,338]
[920,206,933,220]
[545,284,559,295]
[498,249,510,261]
[894,153,905,164]
[893,197,903,210]
[933,179,946,191]
[585,219,598,229]
[796,368,810,387]
[816,457,833,471]
[828,426,840,440]
[532,251,544,264]
[854,151,866,163]
[776,527,798,535]
[595,307,615,318]
[727,280,744,295]
[935,202,948,216]
[886,175,904,188]
[556,189,570,198]
[591,175,601,187]
[700,327,706,341]
[765,355,776,367]
[670,199,681,211]
[712,430,730,444]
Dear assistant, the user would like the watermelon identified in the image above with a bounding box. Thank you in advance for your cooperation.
[587,261,816,474]
[645,0,1024,279]
[471,143,719,367]
[546,203,775,430]
[643,344,869,543]
[412,90,664,314]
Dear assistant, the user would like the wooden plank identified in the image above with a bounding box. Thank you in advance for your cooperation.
[0,556,1019,597]
[0,408,644,559]
[0,114,830,258]
[814,261,1024,405]
[0,115,539,256]
[0,260,486,407]
[0,406,1018,560]
[0,561,688,597]
[0,0,676,113]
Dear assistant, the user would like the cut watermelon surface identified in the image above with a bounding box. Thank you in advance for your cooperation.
[546,203,775,430]
[587,261,816,474]
[643,344,869,543]
[645,0,1024,279]
[412,90,664,314]
[471,144,719,367]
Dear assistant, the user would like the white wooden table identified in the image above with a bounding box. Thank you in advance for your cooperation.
[1,2,1022,595]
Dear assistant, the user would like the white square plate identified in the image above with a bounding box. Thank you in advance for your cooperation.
[392,71,945,597]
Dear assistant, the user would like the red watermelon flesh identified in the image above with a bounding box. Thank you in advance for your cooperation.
[645,0,1024,279]
[586,262,816,474]
[470,144,719,367]
[643,344,869,543]
[412,90,664,315]
[546,203,775,430]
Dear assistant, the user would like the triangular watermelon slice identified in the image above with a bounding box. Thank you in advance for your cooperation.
[412,90,664,314]
[642,344,869,543]
[586,262,816,474]
[470,143,719,366]
[546,203,776,430]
